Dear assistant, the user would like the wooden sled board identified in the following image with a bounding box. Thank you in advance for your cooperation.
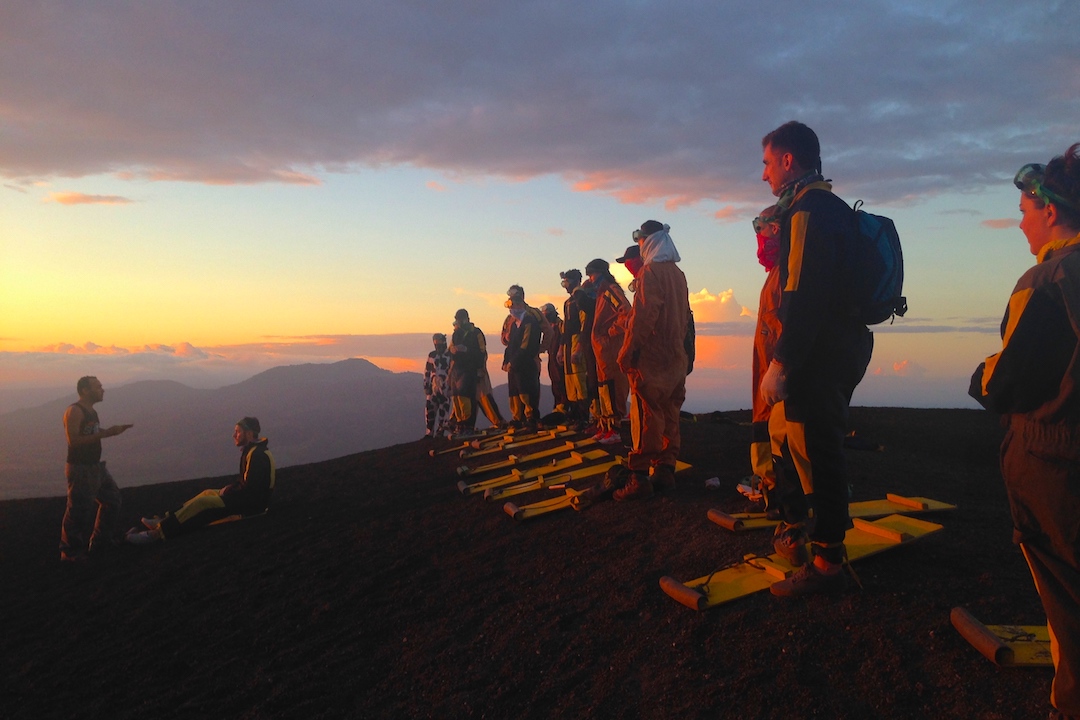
[458,429,576,460]
[504,487,587,520]
[950,607,1052,667]
[427,425,520,456]
[708,494,957,533]
[661,514,943,611]
[503,458,692,521]
[460,449,610,497]
[456,437,597,478]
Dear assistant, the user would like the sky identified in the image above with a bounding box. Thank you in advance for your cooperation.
[2,0,1079,413]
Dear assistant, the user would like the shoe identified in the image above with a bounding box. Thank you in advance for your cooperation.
[60,550,88,563]
[141,516,163,530]
[613,471,654,501]
[770,561,847,597]
[772,521,809,567]
[124,527,162,545]
[736,475,764,502]
[598,430,622,446]
[650,464,676,490]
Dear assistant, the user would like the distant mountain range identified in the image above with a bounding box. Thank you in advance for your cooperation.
[0,358,434,500]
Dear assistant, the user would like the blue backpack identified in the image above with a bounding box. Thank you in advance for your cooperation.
[851,200,907,325]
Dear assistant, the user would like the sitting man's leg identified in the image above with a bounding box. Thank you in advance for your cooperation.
[158,489,233,539]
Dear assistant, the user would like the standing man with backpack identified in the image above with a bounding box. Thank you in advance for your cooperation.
[758,121,873,597]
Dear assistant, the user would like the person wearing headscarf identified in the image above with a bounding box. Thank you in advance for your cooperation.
[744,203,785,506]
[615,220,691,500]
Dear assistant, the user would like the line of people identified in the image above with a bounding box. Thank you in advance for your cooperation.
[423,222,694,501]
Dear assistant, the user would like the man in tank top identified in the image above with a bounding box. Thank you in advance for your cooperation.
[60,376,133,562]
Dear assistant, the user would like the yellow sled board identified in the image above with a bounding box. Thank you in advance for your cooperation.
[709,494,957,533]
[661,514,943,611]
[503,459,692,521]
[458,429,576,460]
[456,437,598,478]
[460,447,608,496]
[428,426,520,457]
[477,450,612,500]
[950,607,1052,667]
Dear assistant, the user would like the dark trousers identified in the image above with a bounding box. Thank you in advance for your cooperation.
[60,462,122,558]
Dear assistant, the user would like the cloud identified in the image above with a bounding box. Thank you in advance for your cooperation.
[872,359,927,377]
[688,288,752,324]
[2,2,1076,206]
[981,218,1017,229]
[426,180,447,192]
[45,191,133,205]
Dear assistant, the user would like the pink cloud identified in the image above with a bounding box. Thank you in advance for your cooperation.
[981,218,1016,229]
[426,180,447,192]
[45,192,133,206]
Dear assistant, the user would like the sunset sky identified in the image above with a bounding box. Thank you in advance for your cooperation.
[2,1,1078,412]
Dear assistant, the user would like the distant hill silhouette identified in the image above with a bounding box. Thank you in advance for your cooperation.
[0,358,429,500]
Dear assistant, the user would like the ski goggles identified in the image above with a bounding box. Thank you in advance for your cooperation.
[1014,163,1080,212]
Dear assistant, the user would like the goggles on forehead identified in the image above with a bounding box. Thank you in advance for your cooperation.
[1015,163,1079,212]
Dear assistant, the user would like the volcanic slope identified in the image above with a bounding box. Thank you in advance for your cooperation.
[0,407,1051,719]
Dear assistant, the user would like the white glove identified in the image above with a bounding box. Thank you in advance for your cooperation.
[759,361,788,407]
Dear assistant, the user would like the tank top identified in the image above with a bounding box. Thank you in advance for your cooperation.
[66,404,102,465]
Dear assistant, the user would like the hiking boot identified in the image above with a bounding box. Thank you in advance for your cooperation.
[770,561,847,597]
[598,430,622,446]
[613,471,654,501]
[650,464,676,491]
[772,521,809,567]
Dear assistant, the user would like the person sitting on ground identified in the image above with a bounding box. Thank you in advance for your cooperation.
[126,417,275,544]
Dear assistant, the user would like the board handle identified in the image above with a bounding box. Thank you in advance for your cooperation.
[950,606,1014,666]
[885,493,929,510]
[659,576,707,611]
[707,509,744,532]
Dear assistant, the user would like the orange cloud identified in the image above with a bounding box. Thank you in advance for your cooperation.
[570,172,702,209]
[981,218,1017,229]
[871,359,926,377]
[427,180,447,192]
[688,288,751,323]
[712,205,746,222]
[45,192,133,205]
